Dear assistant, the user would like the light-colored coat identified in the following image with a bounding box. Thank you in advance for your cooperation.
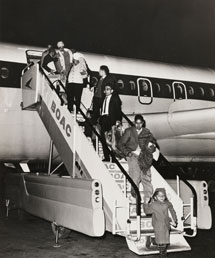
[68,57,87,84]
[143,200,177,244]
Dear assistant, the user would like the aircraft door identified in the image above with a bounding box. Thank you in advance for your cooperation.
[172,81,187,101]
[137,78,153,104]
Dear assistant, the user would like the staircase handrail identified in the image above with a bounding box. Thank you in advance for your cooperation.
[38,66,66,106]
[37,69,142,217]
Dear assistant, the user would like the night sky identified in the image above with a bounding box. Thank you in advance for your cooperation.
[0,0,215,68]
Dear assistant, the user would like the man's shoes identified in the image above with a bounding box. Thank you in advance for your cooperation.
[146,236,151,249]
[102,158,110,162]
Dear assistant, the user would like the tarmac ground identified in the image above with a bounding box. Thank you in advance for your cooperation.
[0,165,215,258]
[0,198,215,258]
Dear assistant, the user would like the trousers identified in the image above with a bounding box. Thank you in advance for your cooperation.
[67,83,83,112]
[99,115,112,160]
[92,96,102,124]
[127,154,153,200]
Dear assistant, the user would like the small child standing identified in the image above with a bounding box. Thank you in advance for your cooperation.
[143,188,177,258]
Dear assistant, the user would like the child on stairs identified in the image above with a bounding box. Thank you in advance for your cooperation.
[143,188,178,258]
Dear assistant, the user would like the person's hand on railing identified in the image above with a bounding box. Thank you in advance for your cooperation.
[80,70,87,75]
[128,152,134,157]
[49,69,56,75]
[148,142,156,153]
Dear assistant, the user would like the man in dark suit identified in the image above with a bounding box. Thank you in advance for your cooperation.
[40,46,59,74]
[92,65,116,124]
[117,114,156,202]
[99,84,122,161]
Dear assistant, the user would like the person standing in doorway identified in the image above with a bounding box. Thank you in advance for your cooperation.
[92,65,117,124]
[56,41,73,83]
[40,46,58,74]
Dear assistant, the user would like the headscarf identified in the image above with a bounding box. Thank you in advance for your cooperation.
[73,52,85,60]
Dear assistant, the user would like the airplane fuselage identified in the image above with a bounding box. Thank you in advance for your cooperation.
[0,43,215,166]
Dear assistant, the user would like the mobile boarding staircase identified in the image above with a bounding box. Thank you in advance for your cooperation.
[20,61,198,255]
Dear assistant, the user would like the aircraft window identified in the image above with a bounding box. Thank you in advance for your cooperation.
[129,80,136,91]
[153,82,161,97]
[209,88,215,98]
[198,87,205,96]
[138,79,151,97]
[152,83,161,97]
[188,86,194,96]
[176,85,183,95]
[0,67,9,79]
[164,84,172,95]
[139,80,149,92]
[155,83,161,93]
[173,82,186,99]
[117,79,124,89]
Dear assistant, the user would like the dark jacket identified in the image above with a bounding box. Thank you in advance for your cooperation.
[117,126,155,157]
[40,52,58,73]
[78,120,93,138]
[101,94,122,127]
[94,74,117,99]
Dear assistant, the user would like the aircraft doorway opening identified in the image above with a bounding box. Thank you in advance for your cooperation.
[172,81,187,101]
[137,78,153,104]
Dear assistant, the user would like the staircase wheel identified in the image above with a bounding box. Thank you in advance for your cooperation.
[51,222,71,239]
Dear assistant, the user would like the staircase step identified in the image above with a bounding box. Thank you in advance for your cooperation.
[126,233,190,255]
[129,228,182,236]
[129,202,144,205]
[129,215,152,219]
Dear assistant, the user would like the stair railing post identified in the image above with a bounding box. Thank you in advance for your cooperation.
[176,175,180,197]
[124,175,127,197]
[72,104,76,178]
[136,215,141,240]
[96,134,99,154]
[48,139,54,175]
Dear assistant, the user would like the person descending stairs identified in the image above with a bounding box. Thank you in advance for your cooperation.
[117,114,156,203]
[143,188,178,258]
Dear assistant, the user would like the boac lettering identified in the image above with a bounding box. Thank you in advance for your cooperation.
[51,100,71,137]
[56,109,61,120]
[66,124,71,137]
[60,116,65,130]
[51,101,56,112]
